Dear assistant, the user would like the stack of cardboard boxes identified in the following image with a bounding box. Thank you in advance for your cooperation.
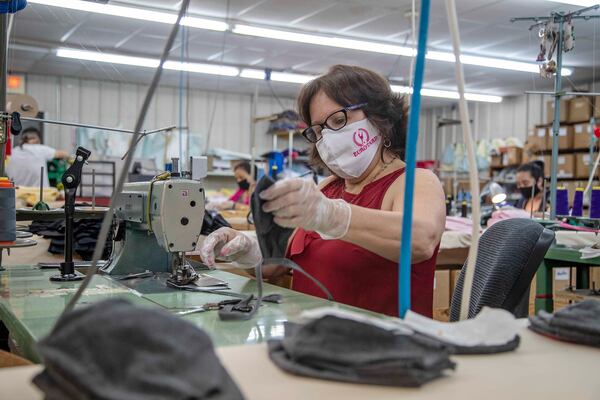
[525,96,599,180]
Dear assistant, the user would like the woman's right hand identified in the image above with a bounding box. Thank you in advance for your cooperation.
[190,227,262,270]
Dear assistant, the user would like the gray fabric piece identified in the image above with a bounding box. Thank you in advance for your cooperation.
[250,176,294,259]
[268,316,455,387]
[529,300,600,348]
[450,219,553,321]
[439,336,521,355]
[33,299,244,400]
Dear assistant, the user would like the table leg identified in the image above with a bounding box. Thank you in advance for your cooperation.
[535,260,553,313]
[576,267,590,290]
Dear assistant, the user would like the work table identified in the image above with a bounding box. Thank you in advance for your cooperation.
[0,264,336,362]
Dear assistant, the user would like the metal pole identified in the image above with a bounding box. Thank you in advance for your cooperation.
[92,168,96,210]
[250,84,258,179]
[549,16,565,220]
[0,14,8,177]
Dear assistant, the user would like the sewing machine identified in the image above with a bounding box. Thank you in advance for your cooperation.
[102,157,208,287]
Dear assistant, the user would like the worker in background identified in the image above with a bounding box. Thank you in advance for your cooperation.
[197,65,446,318]
[516,160,549,213]
[6,127,69,188]
[207,161,255,211]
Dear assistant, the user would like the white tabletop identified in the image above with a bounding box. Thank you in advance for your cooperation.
[2,328,599,400]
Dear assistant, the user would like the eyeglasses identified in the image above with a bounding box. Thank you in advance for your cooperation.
[301,102,367,143]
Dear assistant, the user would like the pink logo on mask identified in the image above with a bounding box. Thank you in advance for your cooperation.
[353,128,370,147]
[352,127,378,158]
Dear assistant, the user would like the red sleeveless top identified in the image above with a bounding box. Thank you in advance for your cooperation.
[287,168,437,317]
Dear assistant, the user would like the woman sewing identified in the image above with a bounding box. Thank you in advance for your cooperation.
[196,65,446,317]
[516,160,549,214]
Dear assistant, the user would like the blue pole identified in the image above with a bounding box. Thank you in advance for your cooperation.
[398,0,431,318]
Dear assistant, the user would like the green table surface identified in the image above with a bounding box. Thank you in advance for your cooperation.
[0,265,343,363]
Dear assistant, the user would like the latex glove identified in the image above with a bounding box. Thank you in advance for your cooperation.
[190,227,262,269]
[260,178,351,240]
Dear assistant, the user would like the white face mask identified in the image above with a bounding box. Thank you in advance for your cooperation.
[316,118,380,179]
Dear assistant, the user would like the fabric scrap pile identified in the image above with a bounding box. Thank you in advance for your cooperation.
[33,299,244,400]
[529,300,600,348]
[268,315,455,387]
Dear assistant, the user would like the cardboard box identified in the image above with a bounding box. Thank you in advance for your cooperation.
[573,123,592,149]
[556,125,574,150]
[576,153,593,178]
[556,154,576,178]
[502,147,522,166]
[528,126,548,151]
[491,154,502,168]
[568,97,593,123]
[595,96,600,118]
[536,155,551,177]
[547,99,570,124]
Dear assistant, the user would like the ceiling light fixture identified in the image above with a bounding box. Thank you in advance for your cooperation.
[390,85,503,103]
[240,69,503,103]
[426,51,572,76]
[28,0,229,31]
[541,0,600,6]
[56,48,239,76]
[29,1,573,76]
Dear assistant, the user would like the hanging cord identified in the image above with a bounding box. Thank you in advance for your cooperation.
[62,0,191,315]
[222,257,333,321]
[445,0,481,321]
[398,0,431,318]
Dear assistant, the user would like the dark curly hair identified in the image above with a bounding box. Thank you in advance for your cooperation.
[297,65,407,170]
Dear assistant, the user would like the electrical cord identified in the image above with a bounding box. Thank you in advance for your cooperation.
[62,0,191,315]
[445,0,481,321]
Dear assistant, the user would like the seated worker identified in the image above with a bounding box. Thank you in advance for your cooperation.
[6,127,69,187]
[197,65,446,317]
[207,161,256,211]
[516,160,549,214]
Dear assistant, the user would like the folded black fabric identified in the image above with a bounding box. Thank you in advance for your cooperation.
[268,316,455,387]
[33,299,244,400]
[529,300,600,347]
[250,176,294,259]
[202,210,232,236]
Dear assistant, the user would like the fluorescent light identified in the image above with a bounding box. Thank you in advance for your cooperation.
[234,24,571,76]
[56,48,239,77]
[239,69,266,80]
[541,0,600,6]
[233,24,415,57]
[240,68,316,84]
[30,0,574,76]
[390,85,503,103]
[56,48,159,68]
[164,61,239,77]
[426,51,573,76]
[28,0,228,31]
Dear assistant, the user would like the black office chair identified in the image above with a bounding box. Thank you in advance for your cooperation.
[450,218,555,321]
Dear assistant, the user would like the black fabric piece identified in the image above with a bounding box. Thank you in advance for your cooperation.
[33,298,244,400]
[529,300,600,348]
[268,316,455,387]
[29,215,113,261]
[250,176,294,259]
[201,210,232,236]
[450,219,554,321]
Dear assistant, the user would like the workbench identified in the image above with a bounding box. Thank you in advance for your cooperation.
[0,264,339,363]
[2,327,599,400]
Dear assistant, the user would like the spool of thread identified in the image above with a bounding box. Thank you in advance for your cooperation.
[0,178,16,243]
[591,187,600,219]
[555,187,569,217]
[571,188,584,217]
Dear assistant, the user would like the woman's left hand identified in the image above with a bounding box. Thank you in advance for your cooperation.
[259,178,351,239]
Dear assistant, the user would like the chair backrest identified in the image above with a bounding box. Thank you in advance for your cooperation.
[450,218,555,321]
